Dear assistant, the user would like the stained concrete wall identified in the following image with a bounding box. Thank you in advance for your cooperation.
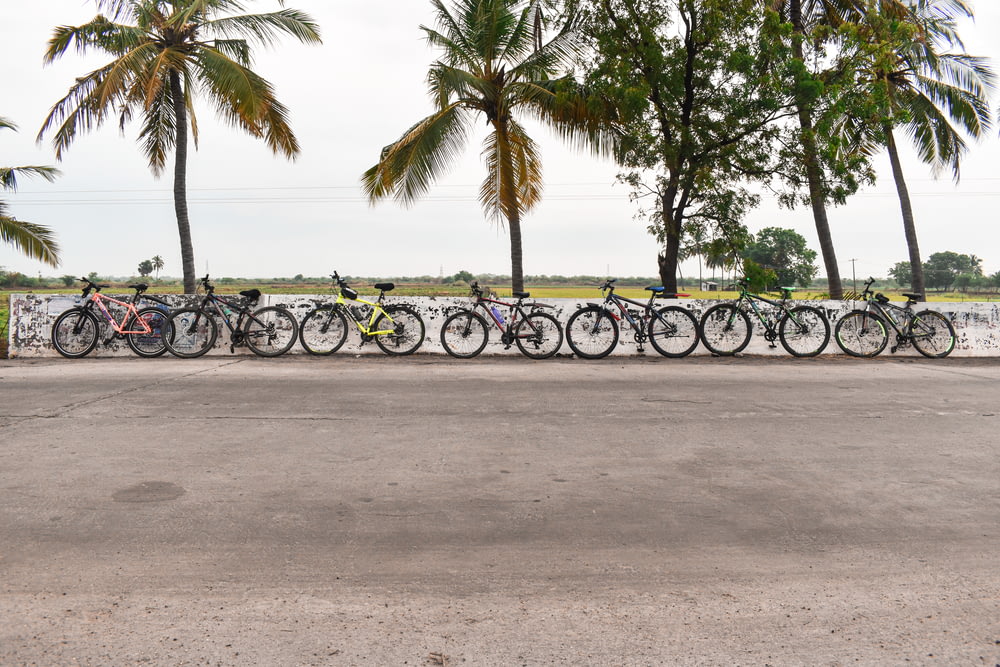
[8,292,1000,358]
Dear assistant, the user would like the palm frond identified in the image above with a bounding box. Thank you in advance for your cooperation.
[362,105,471,207]
[0,215,61,267]
[1,166,61,192]
[44,16,146,62]
[204,9,322,48]
[513,77,620,156]
[480,119,542,224]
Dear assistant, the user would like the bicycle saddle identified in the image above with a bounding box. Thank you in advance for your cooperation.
[513,291,530,299]
[902,293,922,301]
[374,282,395,292]
[240,289,262,301]
[129,283,148,292]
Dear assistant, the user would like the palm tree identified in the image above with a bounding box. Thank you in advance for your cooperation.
[1,117,61,267]
[151,254,164,279]
[38,0,321,293]
[362,0,617,293]
[852,0,994,298]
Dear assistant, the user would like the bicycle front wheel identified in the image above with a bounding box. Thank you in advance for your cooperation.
[440,310,489,358]
[125,307,172,358]
[299,306,349,355]
[699,304,751,355]
[514,312,563,359]
[565,306,618,359]
[374,305,425,355]
[778,305,830,357]
[245,306,298,357]
[909,310,956,358]
[648,306,700,358]
[164,308,218,358]
[834,310,888,358]
[51,308,99,358]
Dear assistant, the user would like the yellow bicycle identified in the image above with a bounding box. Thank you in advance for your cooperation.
[298,271,425,355]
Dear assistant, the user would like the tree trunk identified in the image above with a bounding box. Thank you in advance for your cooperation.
[495,122,525,293]
[170,70,196,295]
[657,195,681,292]
[790,0,843,300]
[886,126,925,299]
[508,207,524,294]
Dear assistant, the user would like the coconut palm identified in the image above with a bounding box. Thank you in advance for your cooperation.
[1,117,61,267]
[38,0,321,293]
[850,0,994,297]
[362,0,617,293]
[151,254,164,278]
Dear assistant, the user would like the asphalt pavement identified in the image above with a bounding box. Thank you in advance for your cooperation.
[1,355,999,666]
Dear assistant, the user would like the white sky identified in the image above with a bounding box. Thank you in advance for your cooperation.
[1,1,998,284]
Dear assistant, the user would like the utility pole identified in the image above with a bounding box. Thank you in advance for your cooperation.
[849,259,857,294]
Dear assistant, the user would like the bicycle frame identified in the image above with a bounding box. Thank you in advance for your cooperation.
[729,285,796,334]
[465,288,548,342]
[78,281,170,337]
[330,292,399,336]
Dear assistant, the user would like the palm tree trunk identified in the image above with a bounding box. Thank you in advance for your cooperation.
[508,207,524,294]
[790,0,843,300]
[496,122,525,293]
[170,70,196,295]
[886,126,925,299]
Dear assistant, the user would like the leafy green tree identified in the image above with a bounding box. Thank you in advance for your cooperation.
[888,260,911,286]
[742,258,778,292]
[363,0,618,293]
[846,0,994,298]
[1,117,61,266]
[582,0,798,292]
[138,259,154,277]
[38,0,322,293]
[61,274,77,287]
[742,226,818,287]
[922,250,978,291]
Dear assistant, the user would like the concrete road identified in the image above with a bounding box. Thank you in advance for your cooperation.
[1,355,999,666]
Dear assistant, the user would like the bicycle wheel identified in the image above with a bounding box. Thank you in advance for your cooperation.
[299,306,349,355]
[834,310,888,358]
[245,306,298,357]
[164,308,218,358]
[124,307,172,358]
[440,310,490,358]
[51,307,99,358]
[514,311,564,359]
[648,306,700,358]
[374,305,425,355]
[565,306,618,359]
[699,304,752,355]
[778,305,830,357]
[909,310,956,358]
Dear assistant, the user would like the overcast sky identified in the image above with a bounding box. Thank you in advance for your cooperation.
[2,1,998,285]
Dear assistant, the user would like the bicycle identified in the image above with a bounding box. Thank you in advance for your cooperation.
[298,271,425,356]
[163,275,298,358]
[51,278,173,359]
[438,281,564,359]
[564,278,700,359]
[834,278,956,358]
[699,279,831,357]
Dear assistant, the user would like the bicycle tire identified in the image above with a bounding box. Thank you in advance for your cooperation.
[514,311,563,359]
[245,306,299,357]
[834,310,889,358]
[374,305,425,355]
[565,306,618,359]
[909,310,956,358]
[125,307,172,358]
[648,306,700,358]
[778,305,830,357]
[164,308,218,358]
[51,307,99,358]
[299,306,349,355]
[699,304,752,355]
[440,310,490,358]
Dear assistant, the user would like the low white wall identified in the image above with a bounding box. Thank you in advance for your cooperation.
[7,292,1000,358]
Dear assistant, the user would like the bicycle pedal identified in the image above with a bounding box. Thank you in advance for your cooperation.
[890,345,898,353]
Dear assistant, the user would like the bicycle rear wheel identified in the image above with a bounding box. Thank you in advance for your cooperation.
[699,304,751,355]
[299,306,349,355]
[164,308,218,358]
[648,306,700,358]
[834,310,888,358]
[51,307,99,358]
[440,310,489,358]
[778,305,830,357]
[125,307,172,358]
[909,310,956,358]
[565,306,618,359]
[514,311,563,359]
[374,305,425,355]
[245,306,298,357]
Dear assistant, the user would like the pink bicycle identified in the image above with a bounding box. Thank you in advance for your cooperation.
[51,278,173,358]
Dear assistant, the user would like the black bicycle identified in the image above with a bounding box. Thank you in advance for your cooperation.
[51,278,173,358]
[564,279,700,359]
[834,278,956,358]
[439,282,564,359]
[699,279,831,357]
[163,275,298,358]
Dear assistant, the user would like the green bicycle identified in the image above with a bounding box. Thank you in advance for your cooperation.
[298,271,425,356]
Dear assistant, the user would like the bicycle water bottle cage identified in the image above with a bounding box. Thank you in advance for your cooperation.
[875,293,890,304]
